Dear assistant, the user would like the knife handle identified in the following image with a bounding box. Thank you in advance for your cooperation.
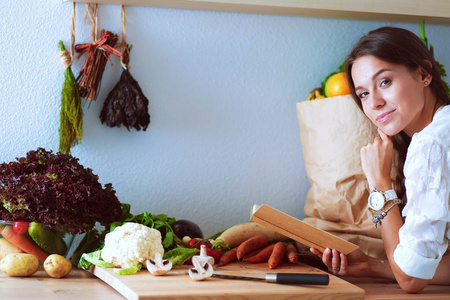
[266,273,329,285]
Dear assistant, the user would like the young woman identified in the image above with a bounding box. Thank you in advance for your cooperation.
[310,26,450,293]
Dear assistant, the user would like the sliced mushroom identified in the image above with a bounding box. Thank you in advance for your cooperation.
[192,244,215,265]
[188,256,213,281]
[146,252,172,276]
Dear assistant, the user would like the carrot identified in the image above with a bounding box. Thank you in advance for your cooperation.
[286,244,298,263]
[0,225,49,262]
[236,234,269,260]
[219,247,238,266]
[243,243,275,263]
[268,242,287,269]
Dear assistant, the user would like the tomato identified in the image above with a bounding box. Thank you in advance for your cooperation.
[187,238,211,250]
[206,248,222,264]
[187,238,199,249]
[185,248,222,265]
[13,219,28,235]
[184,239,222,265]
[185,257,194,265]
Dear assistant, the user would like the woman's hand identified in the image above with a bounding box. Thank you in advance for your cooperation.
[310,248,372,277]
[361,128,393,190]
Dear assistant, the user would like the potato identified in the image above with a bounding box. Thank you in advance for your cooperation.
[0,253,39,277]
[0,238,24,261]
[44,254,72,278]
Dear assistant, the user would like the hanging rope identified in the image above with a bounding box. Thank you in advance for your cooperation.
[84,3,98,43]
[59,2,76,70]
[120,5,129,70]
[71,2,76,57]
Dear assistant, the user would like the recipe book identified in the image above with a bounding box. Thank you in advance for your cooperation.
[250,204,359,255]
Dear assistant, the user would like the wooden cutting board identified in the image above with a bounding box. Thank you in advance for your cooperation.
[89,261,365,300]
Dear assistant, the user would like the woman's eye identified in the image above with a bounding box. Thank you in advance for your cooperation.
[359,91,369,99]
[380,78,391,87]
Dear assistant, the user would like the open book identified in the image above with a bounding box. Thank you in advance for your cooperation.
[250,204,359,254]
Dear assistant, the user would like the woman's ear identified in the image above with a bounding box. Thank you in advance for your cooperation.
[420,60,433,86]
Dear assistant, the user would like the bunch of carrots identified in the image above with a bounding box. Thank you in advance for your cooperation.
[218,234,298,269]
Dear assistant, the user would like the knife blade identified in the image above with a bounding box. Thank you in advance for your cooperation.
[213,272,329,285]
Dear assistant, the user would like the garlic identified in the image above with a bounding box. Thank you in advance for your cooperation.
[181,236,192,246]
[188,257,213,281]
[146,252,172,276]
[192,244,215,265]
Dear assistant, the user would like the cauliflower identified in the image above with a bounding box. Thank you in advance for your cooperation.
[101,222,164,268]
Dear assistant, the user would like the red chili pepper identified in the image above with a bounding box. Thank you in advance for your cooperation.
[13,220,28,235]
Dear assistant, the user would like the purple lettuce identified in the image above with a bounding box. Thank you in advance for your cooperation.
[0,148,122,234]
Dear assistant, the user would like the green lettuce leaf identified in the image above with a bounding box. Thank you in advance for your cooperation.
[77,249,115,270]
[163,247,198,267]
[114,264,142,275]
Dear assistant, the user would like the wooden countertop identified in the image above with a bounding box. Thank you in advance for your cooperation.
[0,267,125,300]
[1,264,449,299]
[344,277,450,300]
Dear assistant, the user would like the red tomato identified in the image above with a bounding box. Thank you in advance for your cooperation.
[187,238,211,250]
[185,248,223,265]
[187,238,199,249]
[207,248,222,264]
[13,220,28,235]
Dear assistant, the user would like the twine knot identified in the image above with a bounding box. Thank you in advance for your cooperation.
[59,49,72,70]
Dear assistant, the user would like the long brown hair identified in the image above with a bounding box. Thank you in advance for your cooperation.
[344,26,450,203]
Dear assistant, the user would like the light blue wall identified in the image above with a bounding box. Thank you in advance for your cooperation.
[1,1,449,236]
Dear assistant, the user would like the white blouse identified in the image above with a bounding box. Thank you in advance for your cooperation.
[393,104,450,280]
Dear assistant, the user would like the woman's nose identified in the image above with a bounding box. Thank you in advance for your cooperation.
[369,90,385,110]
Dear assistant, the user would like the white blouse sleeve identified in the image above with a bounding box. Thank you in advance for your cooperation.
[393,135,450,280]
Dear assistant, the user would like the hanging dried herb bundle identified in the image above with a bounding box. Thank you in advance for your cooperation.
[58,40,83,154]
[75,30,123,101]
[99,45,151,131]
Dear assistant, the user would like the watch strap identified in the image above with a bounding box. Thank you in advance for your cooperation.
[370,188,397,200]
[384,189,398,201]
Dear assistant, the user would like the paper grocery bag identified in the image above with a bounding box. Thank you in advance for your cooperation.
[297,95,386,259]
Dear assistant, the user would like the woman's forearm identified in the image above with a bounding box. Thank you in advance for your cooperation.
[429,255,450,285]
[380,205,430,293]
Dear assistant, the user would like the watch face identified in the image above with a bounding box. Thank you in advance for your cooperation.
[368,192,385,211]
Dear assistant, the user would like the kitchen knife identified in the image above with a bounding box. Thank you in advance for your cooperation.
[213,272,329,285]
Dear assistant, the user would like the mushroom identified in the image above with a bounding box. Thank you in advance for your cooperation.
[193,244,215,265]
[146,252,172,276]
[188,257,214,281]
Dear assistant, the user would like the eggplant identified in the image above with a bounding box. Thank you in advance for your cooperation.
[172,220,204,239]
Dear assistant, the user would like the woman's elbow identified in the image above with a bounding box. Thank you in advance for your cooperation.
[398,277,429,293]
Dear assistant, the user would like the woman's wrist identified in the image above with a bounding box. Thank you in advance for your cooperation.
[368,178,392,191]
[368,257,394,279]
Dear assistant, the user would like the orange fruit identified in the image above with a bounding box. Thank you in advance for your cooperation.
[324,72,351,97]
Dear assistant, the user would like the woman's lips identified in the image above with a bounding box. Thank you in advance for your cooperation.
[376,110,394,123]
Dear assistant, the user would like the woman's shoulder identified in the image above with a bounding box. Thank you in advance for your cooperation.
[414,105,450,147]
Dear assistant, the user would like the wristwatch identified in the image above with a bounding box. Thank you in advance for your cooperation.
[368,188,401,214]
